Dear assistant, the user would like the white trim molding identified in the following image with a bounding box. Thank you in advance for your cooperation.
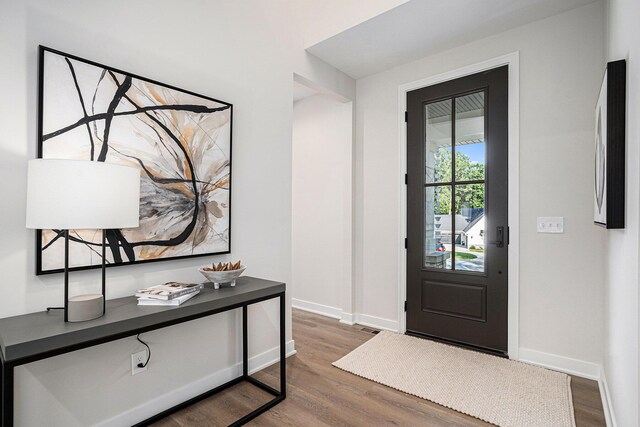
[292,300,397,331]
[292,298,342,319]
[98,340,296,427]
[598,367,617,427]
[355,313,399,332]
[340,312,356,325]
[518,348,600,380]
[396,52,520,359]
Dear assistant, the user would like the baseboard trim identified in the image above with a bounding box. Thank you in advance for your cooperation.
[249,340,297,374]
[518,348,600,380]
[355,313,399,332]
[340,312,355,325]
[292,301,399,332]
[292,298,342,319]
[98,340,296,427]
[598,367,616,427]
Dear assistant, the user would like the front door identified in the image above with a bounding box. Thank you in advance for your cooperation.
[406,66,508,355]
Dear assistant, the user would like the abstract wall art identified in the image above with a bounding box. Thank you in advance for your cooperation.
[37,46,232,274]
[593,59,625,229]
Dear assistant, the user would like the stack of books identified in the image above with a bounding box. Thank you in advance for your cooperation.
[135,282,204,306]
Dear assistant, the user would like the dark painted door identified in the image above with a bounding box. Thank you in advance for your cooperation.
[406,66,508,355]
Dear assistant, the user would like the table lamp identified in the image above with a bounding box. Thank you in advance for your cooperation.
[26,159,140,322]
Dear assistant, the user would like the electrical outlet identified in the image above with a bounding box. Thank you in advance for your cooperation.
[131,350,148,375]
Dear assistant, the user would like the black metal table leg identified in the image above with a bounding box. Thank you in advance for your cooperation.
[279,292,286,397]
[228,293,287,427]
[1,361,13,427]
[242,305,248,379]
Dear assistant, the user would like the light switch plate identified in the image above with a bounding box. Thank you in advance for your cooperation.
[537,217,564,233]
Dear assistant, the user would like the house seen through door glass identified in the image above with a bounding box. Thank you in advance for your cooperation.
[424,91,485,272]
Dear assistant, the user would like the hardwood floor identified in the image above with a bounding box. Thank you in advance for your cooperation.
[154,309,606,426]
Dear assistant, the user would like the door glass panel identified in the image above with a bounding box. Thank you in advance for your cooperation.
[425,185,452,269]
[425,99,452,183]
[454,183,485,272]
[455,92,485,182]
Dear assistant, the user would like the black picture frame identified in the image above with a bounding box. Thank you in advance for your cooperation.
[36,45,233,275]
[594,59,625,229]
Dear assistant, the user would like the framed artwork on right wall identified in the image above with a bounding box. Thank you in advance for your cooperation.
[594,59,626,229]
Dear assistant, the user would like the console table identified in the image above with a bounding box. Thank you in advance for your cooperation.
[0,276,286,426]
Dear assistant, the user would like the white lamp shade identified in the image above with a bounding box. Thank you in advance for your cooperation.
[26,159,141,230]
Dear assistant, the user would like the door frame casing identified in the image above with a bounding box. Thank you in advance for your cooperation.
[397,52,520,359]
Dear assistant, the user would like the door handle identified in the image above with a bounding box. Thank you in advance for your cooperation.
[487,226,504,247]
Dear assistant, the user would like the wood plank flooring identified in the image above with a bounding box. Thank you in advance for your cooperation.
[153,309,606,426]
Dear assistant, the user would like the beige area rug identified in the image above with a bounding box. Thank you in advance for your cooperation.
[333,331,575,427]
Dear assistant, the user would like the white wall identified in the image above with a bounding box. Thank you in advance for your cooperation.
[604,0,640,425]
[292,94,352,315]
[355,2,606,366]
[0,1,360,425]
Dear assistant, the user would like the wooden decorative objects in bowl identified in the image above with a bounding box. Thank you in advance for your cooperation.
[199,261,246,289]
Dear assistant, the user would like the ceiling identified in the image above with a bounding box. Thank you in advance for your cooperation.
[307,0,598,79]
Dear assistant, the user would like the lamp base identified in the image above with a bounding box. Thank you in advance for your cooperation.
[68,294,104,322]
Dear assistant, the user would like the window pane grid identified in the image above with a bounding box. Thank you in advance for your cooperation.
[424,180,484,187]
[423,90,486,273]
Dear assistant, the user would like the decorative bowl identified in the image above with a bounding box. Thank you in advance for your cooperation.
[199,265,246,289]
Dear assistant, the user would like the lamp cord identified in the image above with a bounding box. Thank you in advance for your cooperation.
[136,334,151,368]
